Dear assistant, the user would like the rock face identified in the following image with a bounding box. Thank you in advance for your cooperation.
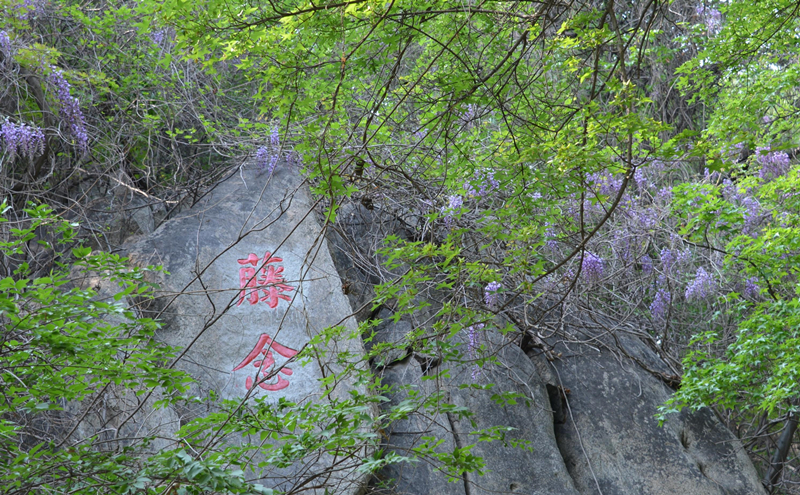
[118,169,766,495]
[64,268,181,455]
[125,166,366,493]
[372,330,580,495]
[548,319,764,495]
[327,201,766,495]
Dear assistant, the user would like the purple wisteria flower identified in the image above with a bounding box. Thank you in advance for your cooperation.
[15,0,46,19]
[287,150,302,169]
[545,223,559,251]
[0,31,13,64]
[676,247,692,265]
[634,168,649,190]
[685,267,715,300]
[484,281,501,307]
[464,169,500,197]
[459,103,479,125]
[463,180,477,196]
[150,29,167,46]
[744,277,760,299]
[589,171,622,196]
[1,120,45,161]
[640,254,653,274]
[660,247,676,272]
[741,196,762,234]
[650,286,671,321]
[270,125,280,148]
[722,178,740,202]
[255,146,271,172]
[466,323,484,381]
[696,5,722,33]
[636,208,657,230]
[756,146,791,180]
[448,194,463,210]
[581,251,604,282]
[570,198,604,222]
[255,126,281,173]
[47,67,88,153]
[441,194,463,228]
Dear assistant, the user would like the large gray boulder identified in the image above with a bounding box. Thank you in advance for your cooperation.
[446,327,580,495]
[371,324,579,495]
[125,165,367,494]
[327,201,766,495]
[547,317,765,495]
[372,358,464,495]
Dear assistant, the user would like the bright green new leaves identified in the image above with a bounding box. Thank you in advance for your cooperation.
[662,298,800,421]
[0,204,185,408]
[679,0,800,165]
[0,204,195,493]
[666,163,800,408]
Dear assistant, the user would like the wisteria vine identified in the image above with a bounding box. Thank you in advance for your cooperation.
[46,67,88,153]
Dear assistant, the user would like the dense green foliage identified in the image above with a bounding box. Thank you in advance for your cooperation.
[5,0,800,492]
[0,204,258,494]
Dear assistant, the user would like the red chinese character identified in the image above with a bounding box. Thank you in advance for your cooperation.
[233,333,298,391]
[237,251,294,308]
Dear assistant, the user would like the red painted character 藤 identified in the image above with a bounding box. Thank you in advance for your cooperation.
[233,333,299,391]
[237,251,294,308]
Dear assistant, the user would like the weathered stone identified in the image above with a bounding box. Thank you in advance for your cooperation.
[125,165,367,493]
[62,387,181,454]
[446,327,580,495]
[328,201,767,495]
[67,177,163,250]
[370,326,579,495]
[371,358,465,495]
[64,267,180,454]
[549,320,765,494]
[326,203,415,321]
[366,308,413,367]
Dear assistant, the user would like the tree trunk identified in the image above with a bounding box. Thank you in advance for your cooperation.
[765,412,798,493]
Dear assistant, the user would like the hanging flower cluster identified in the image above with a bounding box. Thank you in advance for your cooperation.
[0,30,13,64]
[756,146,790,180]
[256,126,281,174]
[1,120,45,161]
[47,67,88,152]
[743,277,760,299]
[581,251,604,282]
[464,169,499,197]
[588,171,622,196]
[545,223,559,251]
[633,168,649,190]
[650,284,671,321]
[466,323,484,382]
[16,0,46,19]
[640,254,653,274]
[685,267,715,301]
[695,5,722,34]
[484,281,501,307]
[441,194,463,229]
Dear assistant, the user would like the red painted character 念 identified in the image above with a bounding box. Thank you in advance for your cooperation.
[233,333,299,391]
[237,251,294,308]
